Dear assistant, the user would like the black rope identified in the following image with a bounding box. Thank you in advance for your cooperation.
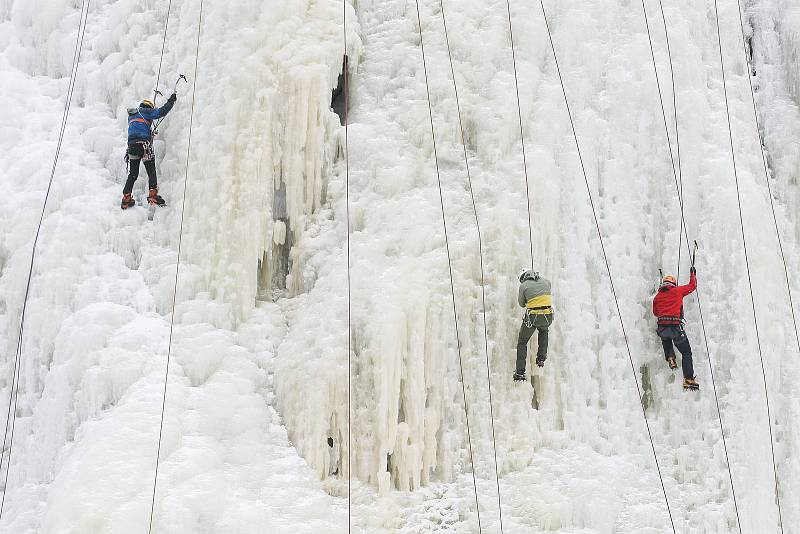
[0,0,91,517]
[639,2,742,531]
[436,1,504,531]
[504,0,534,266]
[152,0,174,104]
[651,0,685,277]
[733,0,800,361]
[147,2,203,531]
[412,2,482,530]
[711,1,783,530]
[538,2,676,531]
[342,0,352,531]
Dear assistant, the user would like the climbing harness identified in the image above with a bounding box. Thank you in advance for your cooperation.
[141,141,154,162]
[126,140,154,162]
[537,1,677,531]
[124,140,154,181]
[524,308,553,329]
[657,315,684,326]
[0,0,91,518]
[523,313,533,329]
[147,5,202,534]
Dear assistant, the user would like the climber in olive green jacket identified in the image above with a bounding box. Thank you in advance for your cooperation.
[515,268,554,381]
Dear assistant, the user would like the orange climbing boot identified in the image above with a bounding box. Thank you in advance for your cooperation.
[683,377,699,391]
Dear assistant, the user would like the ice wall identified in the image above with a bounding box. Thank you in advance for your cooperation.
[778,3,800,103]
[0,0,354,532]
[278,0,800,530]
[2,0,800,532]
[158,0,362,325]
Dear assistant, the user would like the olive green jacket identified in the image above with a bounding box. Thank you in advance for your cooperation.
[518,277,552,310]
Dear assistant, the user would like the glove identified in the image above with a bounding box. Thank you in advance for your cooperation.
[168,92,177,103]
[690,265,696,274]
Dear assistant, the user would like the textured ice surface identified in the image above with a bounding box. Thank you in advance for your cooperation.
[1,0,799,532]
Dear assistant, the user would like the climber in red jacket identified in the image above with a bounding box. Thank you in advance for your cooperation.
[652,266,699,390]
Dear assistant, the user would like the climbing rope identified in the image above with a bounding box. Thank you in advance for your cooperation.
[639,2,742,531]
[0,0,91,517]
[651,0,686,276]
[153,0,174,104]
[147,2,204,531]
[711,1,784,530]
[436,1,504,531]
[537,2,677,531]
[412,1,483,529]
[342,0,352,531]
[733,0,800,361]
[504,1,534,267]
[151,0,175,136]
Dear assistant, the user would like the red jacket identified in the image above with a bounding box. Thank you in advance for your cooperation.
[653,272,697,326]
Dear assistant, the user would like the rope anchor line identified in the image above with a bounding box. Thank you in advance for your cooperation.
[342,0,352,531]
[639,2,743,530]
[537,1,677,531]
[412,1,494,530]
[147,2,204,532]
[437,0,505,530]
[711,0,784,529]
[0,0,92,518]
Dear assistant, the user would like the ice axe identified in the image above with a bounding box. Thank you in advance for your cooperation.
[152,74,187,102]
[172,74,188,93]
[153,74,188,134]
[691,240,698,269]
[654,268,664,294]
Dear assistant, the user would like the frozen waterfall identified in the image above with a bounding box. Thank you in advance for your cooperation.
[1,0,799,532]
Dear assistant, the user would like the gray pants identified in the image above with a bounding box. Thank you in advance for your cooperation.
[516,312,553,374]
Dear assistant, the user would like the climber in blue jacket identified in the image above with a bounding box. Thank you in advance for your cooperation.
[121,93,176,209]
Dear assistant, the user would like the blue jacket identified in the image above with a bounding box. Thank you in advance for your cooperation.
[127,99,175,142]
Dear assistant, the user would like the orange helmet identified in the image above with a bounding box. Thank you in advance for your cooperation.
[661,275,677,287]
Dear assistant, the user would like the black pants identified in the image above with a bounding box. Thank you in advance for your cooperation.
[657,325,694,378]
[516,312,553,374]
[123,142,157,194]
